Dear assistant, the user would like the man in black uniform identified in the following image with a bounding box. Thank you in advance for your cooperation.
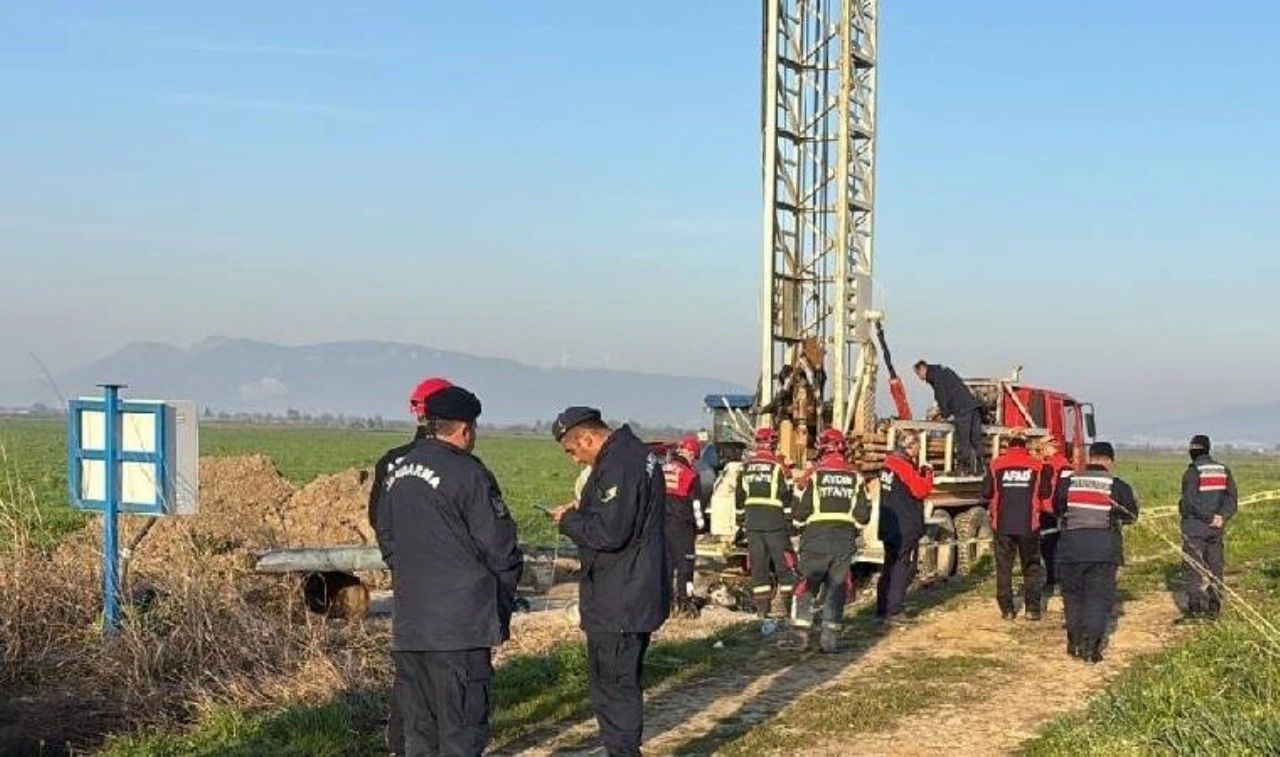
[1053,441,1138,663]
[370,376,453,756]
[788,428,871,652]
[549,406,668,757]
[377,385,524,756]
[913,359,985,475]
[735,427,798,620]
[1177,434,1238,621]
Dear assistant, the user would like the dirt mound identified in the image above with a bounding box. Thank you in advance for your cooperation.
[274,468,377,548]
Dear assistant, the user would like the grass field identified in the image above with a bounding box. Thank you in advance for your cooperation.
[3,416,1279,755]
[0,417,579,547]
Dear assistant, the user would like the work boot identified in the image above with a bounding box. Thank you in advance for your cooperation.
[1081,636,1103,664]
[1001,607,1017,621]
[1026,603,1042,621]
[818,626,839,654]
[1066,631,1080,658]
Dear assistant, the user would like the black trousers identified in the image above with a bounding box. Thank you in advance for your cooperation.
[876,538,918,618]
[1182,528,1225,613]
[387,672,405,754]
[995,532,1044,613]
[747,529,798,615]
[1058,561,1118,643]
[1040,527,1060,588]
[953,407,984,472]
[394,649,492,757]
[586,631,651,757]
[665,517,696,601]
[794,547,854,629]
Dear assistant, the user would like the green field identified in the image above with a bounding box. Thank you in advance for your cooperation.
[3,416,1280,755]
[0,417,580,546]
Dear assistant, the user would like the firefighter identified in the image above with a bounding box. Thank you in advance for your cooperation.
[377,385,524,756]
[983,432,1048,620]
[913,360,985,475]
[734,427,798,620]
[1176,434,1238,622]
[369,376,453,756]
[548,406,668,757]
[663,436,705,618]
[1034,434,1072,598]
[1052,441,1139,663]
[875,430,934,627]
[786,428,871,652]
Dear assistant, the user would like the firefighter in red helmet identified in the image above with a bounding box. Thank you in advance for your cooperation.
[663,436,704,618]
[734,426,798,620]
[785,427,870,651]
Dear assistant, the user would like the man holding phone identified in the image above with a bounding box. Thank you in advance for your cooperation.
[547,406,668,757]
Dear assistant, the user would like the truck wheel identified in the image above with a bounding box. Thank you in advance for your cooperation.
[918,510,957,581]
[954,507,993,575]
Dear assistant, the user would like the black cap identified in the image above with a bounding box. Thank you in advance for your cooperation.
[1190,434,1211,451]
[553,406,602,441]
[425,386,482,422]
[1088,441,1115,459]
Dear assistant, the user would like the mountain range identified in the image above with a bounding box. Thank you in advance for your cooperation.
[2,337,1277,446]
[0,337,751,428]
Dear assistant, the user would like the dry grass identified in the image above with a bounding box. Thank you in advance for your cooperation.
[0,444,393,754]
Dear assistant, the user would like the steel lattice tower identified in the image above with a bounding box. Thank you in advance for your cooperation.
[758,0,879,436]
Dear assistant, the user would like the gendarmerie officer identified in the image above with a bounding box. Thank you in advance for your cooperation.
[377,385,524,756]
[370,376,453,756]
[1052,441,1138,663]
[1177,434,1238,621]
[549,407,668,757]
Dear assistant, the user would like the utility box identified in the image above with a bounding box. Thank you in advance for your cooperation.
[67,397,199,516]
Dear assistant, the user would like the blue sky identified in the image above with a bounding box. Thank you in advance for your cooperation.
[1,0,1277,425]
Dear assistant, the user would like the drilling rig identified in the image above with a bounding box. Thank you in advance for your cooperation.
[695,0,1099,595]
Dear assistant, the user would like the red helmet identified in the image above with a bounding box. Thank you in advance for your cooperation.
[408,377,454,415]
[817,427,845,451]
[676,436,700,461]
[754,427,777,446]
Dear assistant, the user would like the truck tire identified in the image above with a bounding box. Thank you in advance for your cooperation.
[954,506,993,575]
[917,510,957,581]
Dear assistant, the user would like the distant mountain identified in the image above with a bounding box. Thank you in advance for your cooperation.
[0,337,752,428]
[1112,400,1280,449]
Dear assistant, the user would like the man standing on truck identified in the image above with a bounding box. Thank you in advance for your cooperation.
[1176,434,1238,622]
[983,432,1048,620]
[786,428,871,652]
[662,436,705,618]
[1034,434,1073,599]
[735,427,799,621]
[369,376,453,757]
[378,384,524,756]
[1052,441,1139,663]
[548,406,669,757]
[876,431,934,627]
[913,360,985,475]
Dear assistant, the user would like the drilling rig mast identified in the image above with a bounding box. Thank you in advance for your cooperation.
[757,0,880,465]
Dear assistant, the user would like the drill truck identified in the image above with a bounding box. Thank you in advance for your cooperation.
[691,1,1097,601]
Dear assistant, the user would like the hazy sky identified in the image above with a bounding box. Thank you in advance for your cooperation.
[2,1,1277,426]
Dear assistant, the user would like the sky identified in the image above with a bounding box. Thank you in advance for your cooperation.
[1,0,1278,427]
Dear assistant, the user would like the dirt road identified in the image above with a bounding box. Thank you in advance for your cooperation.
[509,588,1186,756]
